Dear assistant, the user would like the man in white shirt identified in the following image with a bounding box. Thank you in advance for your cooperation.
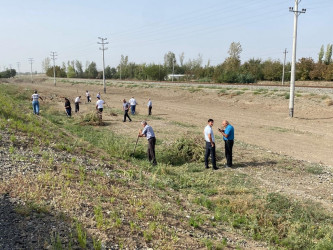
[139,121,157,166]
[147,98,152,115]
[75,96,81,113]
[96,97,105,113]
[204,119,218,170]
[86,90,91,102]
[129,97,137,115]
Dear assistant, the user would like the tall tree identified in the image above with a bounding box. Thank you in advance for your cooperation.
[228,42,242,60]
[324,44,332,65]
[179,52,185,67]
[75,60,84,78]
[41,57,51,73]
[85,62,98,79]
[164,51,176,70]
[318,45,324,63]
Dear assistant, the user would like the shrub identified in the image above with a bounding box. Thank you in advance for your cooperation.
[159,136,204,165]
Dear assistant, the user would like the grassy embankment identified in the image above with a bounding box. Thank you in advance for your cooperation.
[0,83,333,249]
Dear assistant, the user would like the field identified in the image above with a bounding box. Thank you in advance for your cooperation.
[0,76,333,249]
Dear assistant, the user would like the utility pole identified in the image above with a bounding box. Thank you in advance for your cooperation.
[282,48,288,85]
[50,51,57,86]
[289,1,306,117]
[16,62,20,75]
[172,58,176,82]
[98,37,108,94]
[28,58,34,83]
[120,64,122,80]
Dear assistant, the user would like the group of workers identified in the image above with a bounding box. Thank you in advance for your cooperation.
[31,90,234,169]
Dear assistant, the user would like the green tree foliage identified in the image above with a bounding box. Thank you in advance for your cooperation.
[46,66,67,78]
[0,69,16,78]
[297,57,315,80]
[323,64,333,81]
[242,58,263,82]
[184,54,203,80]
[164,51,177,73]
[85,62,98,79]
[67,65,76,78]
[318,45,324,63]
[105,66,117,79]
[145,64,167,81]
[262,59,282,81]
[75,60,84,78]
[324,44,332,65]
[309,63,327,80]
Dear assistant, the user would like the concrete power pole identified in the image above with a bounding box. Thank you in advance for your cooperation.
[282,48,288,85]
[172,58,176,82]
[28,58,34,83]
[288,1,306,117]
[98,37,109,94]
[50,52,57,86]
[16,62,20,75]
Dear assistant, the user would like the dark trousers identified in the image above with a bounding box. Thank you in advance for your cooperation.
[131,105,136,115]
[224,140,234,167]
[148,106,152,115]
[205,141,216,169]
[75,102,79,112]
[87,96,91,102]
[66,108,71,117]
[123,110,132,122]
[148,137,157,165]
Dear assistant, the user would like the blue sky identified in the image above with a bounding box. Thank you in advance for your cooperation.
[1,0,332,72]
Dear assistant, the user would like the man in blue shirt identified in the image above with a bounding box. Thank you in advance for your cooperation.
[139,121,157,165]
[219,120,234,168]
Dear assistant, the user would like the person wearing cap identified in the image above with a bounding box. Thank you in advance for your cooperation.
[75,96,81,113]
[218,120,234,168]
[204,118,218,170]
[31,90,43,115]
[64,98,72,117]
[129,96,137,115]
[147,98,152,115]
[139,121,157,166]
[123,99,132,122]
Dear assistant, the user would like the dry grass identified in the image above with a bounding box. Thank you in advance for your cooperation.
[325,98,333,106]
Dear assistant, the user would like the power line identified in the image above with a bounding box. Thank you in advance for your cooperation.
[98,37,109,94]
[289,0,306,118]
[50,51,58,86]
[28,58,34,83]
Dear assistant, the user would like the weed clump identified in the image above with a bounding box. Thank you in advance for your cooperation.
[79,112,102,125]
[160,136,204,165]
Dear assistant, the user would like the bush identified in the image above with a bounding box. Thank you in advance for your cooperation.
[159,136,204,165]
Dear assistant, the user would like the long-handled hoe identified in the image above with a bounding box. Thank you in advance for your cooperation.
[131,135,140,156]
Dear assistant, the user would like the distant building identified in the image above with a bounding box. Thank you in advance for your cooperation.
[166,74,185,81]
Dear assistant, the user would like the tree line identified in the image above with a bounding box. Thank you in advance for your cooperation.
[44,42,333,83]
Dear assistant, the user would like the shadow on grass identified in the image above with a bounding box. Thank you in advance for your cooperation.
[233,160,278,169]
[295,116,333,121]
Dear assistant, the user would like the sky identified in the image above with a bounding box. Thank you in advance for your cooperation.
[0,0,332,73]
